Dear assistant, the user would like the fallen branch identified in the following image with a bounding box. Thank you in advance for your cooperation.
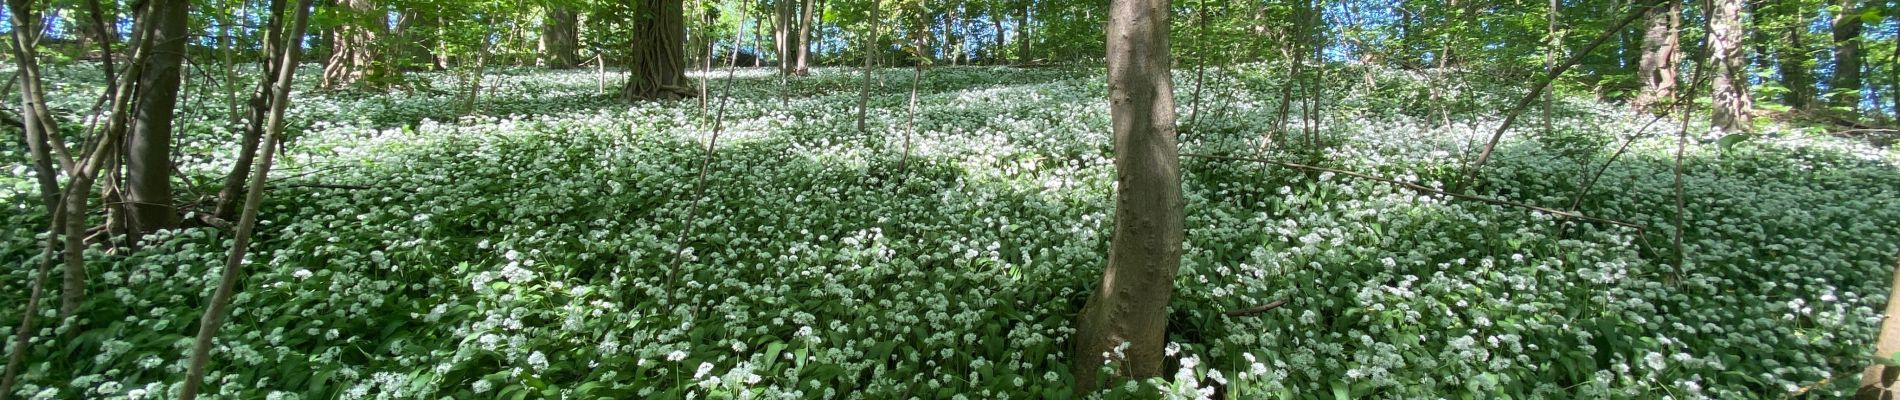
[272,183,373,190]
[1223,298,1290,317]
[1183,153,1647,233]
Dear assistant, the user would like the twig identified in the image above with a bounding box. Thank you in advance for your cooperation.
[1183,153,1647,232]
[1222,298,1290,317]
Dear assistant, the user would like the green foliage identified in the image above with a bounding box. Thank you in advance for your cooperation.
[3,61,1899,399]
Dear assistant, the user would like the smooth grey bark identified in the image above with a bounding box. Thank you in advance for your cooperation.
[1072,0,1183,393]
[795,0,816,74]
[542,7,581,68]
[1829,0,1864,110]
[1710,0,1752,132]
[126,0,190,236]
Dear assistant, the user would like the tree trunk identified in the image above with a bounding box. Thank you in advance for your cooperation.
[991,7,1004,63]
[1633,0,1679,114]
[215,0,288,221]
[179,2,315,399]
[623,0,692,100]
[1830,0,1864,110]
[795,0,817,74]
[855,0,881,132]
[542,7,580,68]
[322,0,393,89]
[1016,0,1031,64]
[1072,0,1183,394]
[947,2,962,65]
[1767,0,1817,110]
[1710,0,1752,133]
[1858,251,1900,400]
[125,0,189,237]
[777,0,796,75]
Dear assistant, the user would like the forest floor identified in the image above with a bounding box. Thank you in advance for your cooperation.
[3,64,1900,399]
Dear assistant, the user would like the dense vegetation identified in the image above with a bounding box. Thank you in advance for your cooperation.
[1,62,1897,398]
[5,0,1900,398]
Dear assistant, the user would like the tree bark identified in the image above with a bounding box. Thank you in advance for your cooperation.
[322,0,394,90]
[1858,251,1900,399]
[622,0,693,100]
[1710,0,1752,132]
[1016,0,1031,64]
[796,0,816,74]
[0,2,69,395]
[1633,0,1679,114]
[125,0,189,237]
[215,0,288,221]
[855,0,882,132]
[179,2,315,399]
[542,6,580,69]
[1830,0,1864,110]
[1072,0,1183,393]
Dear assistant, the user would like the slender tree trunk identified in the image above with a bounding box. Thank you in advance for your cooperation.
[216,0,288,221]
[1072,0,1183,393]
[855,0,882,132]
[1830,0,1864,110]
[82,0,117,86]
[796,0,816,74]
[947,2,962,65]
[1767,0,1817,110]
[0,2,68,395]
[991,7,1004,63]
[179,2,314,399]
[1861,251,1900,400]
[1463,0,1662,187]
[1710,0,1752,132]
[1633,0,1680,114]
[543,7,581,68]
[125,0,189,238]
[1542,0,1559,133]
[1016,0,1030,64]
[623,0,693,100]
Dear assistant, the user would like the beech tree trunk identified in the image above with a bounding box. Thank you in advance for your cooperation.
[1830,0,1864,110]
[623,0,693,100]
[1710,0,1752,133]
[1016,0,1030,64]
[322,0,393,89]
[1633,0,1678,114]
[1072,0,1183,393]
[796,0,816,74]
[542,7,580,69]
[125,0,189,237]
[776,0,799,75]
